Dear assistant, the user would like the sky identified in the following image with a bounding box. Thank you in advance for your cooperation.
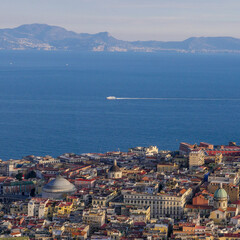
[1,0,240,41]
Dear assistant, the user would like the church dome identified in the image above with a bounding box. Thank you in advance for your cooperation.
[43,175,76,194]
[109,160,120,172]
[214,185,228,199]
[109,164,120,172]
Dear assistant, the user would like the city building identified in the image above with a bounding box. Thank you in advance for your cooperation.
[75,178,95,189]
[209,184,238,223]
[53,201,73,218]
[129,206,151,223]
[128,146,158,155]
[180,141,240,160]
[157,163,178,172]
[82,207,106,232]
[10,201,28,215]
[122,188,192,220]
[143,223,168,239]
[28,198,49,218]
[189,150,205,169]
[2,180,35,196]
[92,190,118,207]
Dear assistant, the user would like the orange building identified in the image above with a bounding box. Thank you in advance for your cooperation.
[192,195,209,206]
[173,223,196,235]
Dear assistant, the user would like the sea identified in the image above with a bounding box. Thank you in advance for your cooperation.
[0,51,240,160]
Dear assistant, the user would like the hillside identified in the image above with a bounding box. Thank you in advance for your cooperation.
[1,24,240,53]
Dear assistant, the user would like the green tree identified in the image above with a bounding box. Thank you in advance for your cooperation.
[26,170,36,179]
[15,173,23,181]
[30,188,35,197]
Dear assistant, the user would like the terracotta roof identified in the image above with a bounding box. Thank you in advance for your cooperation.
[224,233,240,237]
[180,189,187,195]
[58,202,72,207]
[227,207,237,212]
[232,200,240,205]
[10,232,21,236]
[217,208,225,212]
[75,178,95,182]
[185,204,212,210]
[195,226,206,229]
[134,222,146,226]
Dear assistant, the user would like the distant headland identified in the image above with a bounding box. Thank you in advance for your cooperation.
[1,24,240,53]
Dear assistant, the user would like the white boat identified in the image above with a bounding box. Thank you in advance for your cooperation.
[106,96,117,100]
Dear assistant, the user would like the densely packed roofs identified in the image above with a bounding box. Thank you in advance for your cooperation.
[0,143,240,239]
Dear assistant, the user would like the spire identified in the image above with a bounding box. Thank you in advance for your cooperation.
[220,182,223,189]
[114,160,117,166]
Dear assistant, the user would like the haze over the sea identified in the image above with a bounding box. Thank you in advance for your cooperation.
[1,0,240,41]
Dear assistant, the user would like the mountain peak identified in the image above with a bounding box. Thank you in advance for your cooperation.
[14,23,64,32]
[0,24,240,52]
[97,31,111,37]
[93,31,114,40]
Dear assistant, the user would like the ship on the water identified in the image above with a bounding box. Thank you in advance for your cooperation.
[106,96,117,100]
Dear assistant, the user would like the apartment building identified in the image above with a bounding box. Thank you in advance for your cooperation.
[122,188,192,220]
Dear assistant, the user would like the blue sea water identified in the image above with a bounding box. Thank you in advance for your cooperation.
[0,51,240,160]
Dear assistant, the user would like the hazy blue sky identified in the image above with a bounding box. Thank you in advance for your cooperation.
[1,0,240,41]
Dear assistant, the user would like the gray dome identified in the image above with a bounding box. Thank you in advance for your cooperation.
[43,175,76,193]
[109,160,121,172]
[109,165,120,172]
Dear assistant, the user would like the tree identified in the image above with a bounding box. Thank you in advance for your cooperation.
[15,173,23,181]
[26,170,36,179]
[30,188,35,197]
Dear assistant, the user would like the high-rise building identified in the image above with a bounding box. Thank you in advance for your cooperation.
[189,150,205,169]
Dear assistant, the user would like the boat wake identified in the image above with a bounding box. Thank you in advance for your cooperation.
[107,97,240,101]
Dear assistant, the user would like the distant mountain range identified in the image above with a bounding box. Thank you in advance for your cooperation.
[1,24,240,53]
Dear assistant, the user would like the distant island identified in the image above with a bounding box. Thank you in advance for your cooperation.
[1,23,240,53]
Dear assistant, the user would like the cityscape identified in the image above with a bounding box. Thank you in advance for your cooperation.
[0,142,240,239]
[1,1,240,239]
